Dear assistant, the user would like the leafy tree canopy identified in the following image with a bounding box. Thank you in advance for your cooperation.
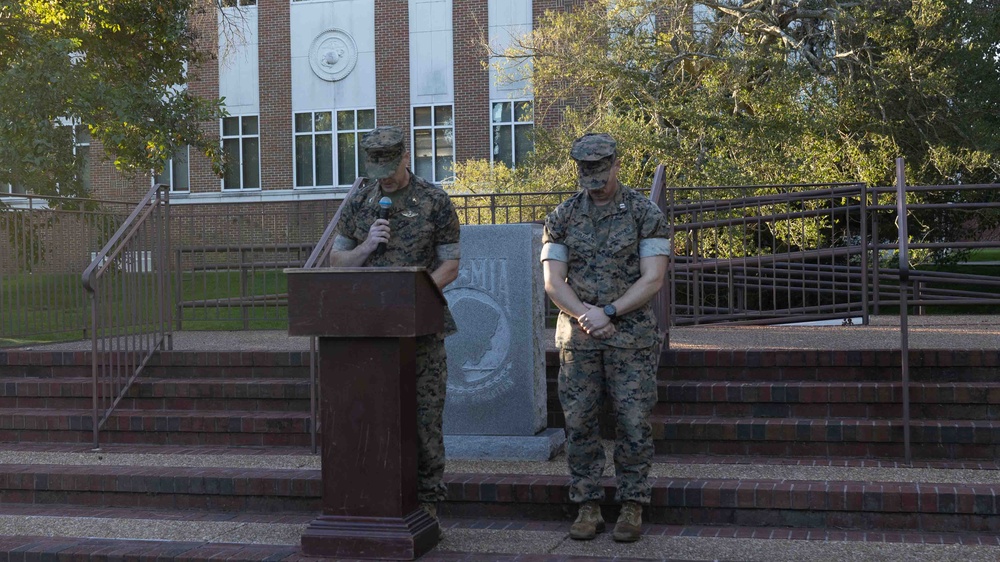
[471,0,1000,193]
[0,0,224,197]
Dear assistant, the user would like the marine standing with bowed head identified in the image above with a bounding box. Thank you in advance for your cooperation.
[540,133,671,543]
[327,125,461,527]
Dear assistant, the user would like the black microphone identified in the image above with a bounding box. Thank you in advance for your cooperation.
[375,196,391,255]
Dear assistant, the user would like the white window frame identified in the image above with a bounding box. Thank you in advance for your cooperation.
[293,108,375,189]
[411,105,455,184]
[220,115,261,191]
[490,99,534,169]
[154,146,190,193]
[65,123,91,193]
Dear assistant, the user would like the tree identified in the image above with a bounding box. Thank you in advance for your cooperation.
[481,0,1000,191]
[0,0,225,198]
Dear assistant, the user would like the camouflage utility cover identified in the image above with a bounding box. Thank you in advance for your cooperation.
[570,133,617,190]
[361,126,405,179]
[570,133,616,161]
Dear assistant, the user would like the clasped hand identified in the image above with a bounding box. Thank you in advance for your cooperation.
[577,304,616,340]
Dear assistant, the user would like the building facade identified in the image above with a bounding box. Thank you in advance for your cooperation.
[66,0,592,208]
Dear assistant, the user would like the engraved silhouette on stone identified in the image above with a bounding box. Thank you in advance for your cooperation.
[445,287,513,404]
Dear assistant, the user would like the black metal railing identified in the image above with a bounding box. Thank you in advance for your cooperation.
[82,184,173,448]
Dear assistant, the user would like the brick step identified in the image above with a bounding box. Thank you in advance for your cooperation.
[1,523,999,562]
[546,348,1000,382]
[0,351,310,379]
[446,475,1000,535]
[546,380,1000,420]
[649,416,1000,459]
[0,464,322,512]
[0,377,310,411]
[0,408,312,447]
[2,463,1000,535]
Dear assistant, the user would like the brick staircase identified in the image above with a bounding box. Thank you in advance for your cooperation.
[546,349,1000,460]
[0,351,312,447]
[0,347,998,561]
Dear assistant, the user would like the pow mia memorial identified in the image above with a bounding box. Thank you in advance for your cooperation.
[286,223,561,559]
[443,224,564,460]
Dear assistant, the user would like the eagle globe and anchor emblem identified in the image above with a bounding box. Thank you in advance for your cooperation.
[444,286,514,405]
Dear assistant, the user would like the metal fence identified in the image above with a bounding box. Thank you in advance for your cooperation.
[1,193,135,346]
[170,198,342,330]
[665,182,870,326]
[450,190,573,225]
[870,176,1000,315]
[82,184,173,448]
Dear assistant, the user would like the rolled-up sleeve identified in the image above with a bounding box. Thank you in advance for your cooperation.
[436,242,461,261]
[639,237,671,257]
[638,200,671,258]
[540,242,568,262]
[541,206,568,262]
[331,234,357,251]
[435,196,461,260]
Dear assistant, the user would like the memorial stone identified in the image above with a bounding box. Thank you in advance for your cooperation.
[442,224,563,460]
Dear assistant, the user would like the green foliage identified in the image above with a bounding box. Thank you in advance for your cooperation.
[0,0,225,197]
[483,0,1000,193]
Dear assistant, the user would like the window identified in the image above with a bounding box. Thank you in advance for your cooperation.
[155,146,190,192]
[412,105,454,184]
[491,100,534,169]
[221,0,256,6]
[221,115,260,190]
[1,183,26,195]
[66,123,91,193]
[294,108,374,188]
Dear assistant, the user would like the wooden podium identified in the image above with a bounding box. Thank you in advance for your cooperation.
[286,267,444,560]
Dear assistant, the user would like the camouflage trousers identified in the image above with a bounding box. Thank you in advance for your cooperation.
[416,333,449,503]
[557,345,659,504]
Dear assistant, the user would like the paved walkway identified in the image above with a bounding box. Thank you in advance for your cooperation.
[17,315,1000,352]
[3,443,1000,561]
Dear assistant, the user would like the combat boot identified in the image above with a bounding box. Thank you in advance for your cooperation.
[420,502,437,520]
[420,502,446,540]
[613,501,643,542]
[569,500,605,540]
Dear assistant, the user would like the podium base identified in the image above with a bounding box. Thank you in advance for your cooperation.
[300,509,439,560]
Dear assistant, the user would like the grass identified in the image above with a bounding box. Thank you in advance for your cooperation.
[966,248,1000,263]
[1,270,294,344]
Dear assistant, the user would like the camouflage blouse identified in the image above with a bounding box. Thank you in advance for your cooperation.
[542,184,670,349]
[333,172,461,334]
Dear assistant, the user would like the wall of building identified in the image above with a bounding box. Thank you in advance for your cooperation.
[83,0,602,208]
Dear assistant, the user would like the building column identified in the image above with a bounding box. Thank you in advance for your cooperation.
[258,0,293,191]
[375,1,412,139]
[186,6,221,195]
[452,0,491,163]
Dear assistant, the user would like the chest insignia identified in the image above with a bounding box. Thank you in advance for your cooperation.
[402,210,419,218]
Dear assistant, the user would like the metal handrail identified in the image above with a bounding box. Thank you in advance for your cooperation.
[82,183,172,449]
[648,164,671,348]
[303,177,366,269]
[301,176,364,453]
[894,158,912,465]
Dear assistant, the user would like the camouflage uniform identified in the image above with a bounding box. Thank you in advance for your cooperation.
[332,126,461,503]
[541,133,671,505]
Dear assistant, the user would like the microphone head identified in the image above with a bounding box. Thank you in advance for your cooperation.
[379,196,392,209]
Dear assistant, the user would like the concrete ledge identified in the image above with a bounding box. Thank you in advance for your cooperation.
[444,428,565,461]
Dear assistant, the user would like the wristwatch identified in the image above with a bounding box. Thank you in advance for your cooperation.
[603,304,617,319]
